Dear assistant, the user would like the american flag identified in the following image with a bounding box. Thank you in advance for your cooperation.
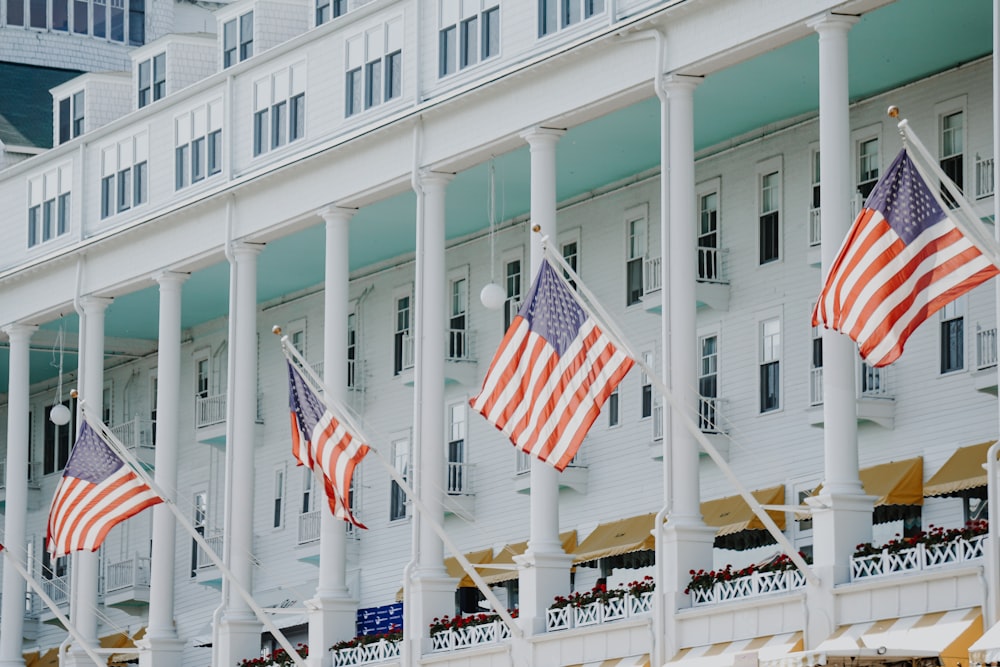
[813,148,999,367]
[287,361,368,529]
[46,419,162,558]
[471,258,634,471]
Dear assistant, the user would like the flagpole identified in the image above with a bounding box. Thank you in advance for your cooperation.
[540,238,820,586]
[0,546,106,667]
[74,400,308,667]
[276,334,526,647]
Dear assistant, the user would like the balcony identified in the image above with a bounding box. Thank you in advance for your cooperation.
[851,534,985,581]
[331,638,401,666]
[642,249,729,312]
[0,460,44,511]
[649,400,729,461]
[38,573,70,623]
[513,449,587,494]
[974,325,998,394]
[545,591,654,631]
[194,530,224,588]
[296,511,360,566]
[109,418,156,467]
[976,154,995,199]
[397,330,479,386]
[443,461,475,521]
[431,620,512,652]
[807,361,894,428]
[689,570,806,607]
[104,552,151,609]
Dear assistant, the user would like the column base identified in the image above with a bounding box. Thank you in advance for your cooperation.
[60,650,95,667]
[660,522,715,606]
[515,549,574,636]
[409,570,458,651]
[136,634,185,667]
[307,593,358,667]
[214,613,263,667]
[808,491,875,582]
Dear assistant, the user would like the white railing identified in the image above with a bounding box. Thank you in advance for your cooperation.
[401,333,415,371]
[809,367,823,406]
[196,531,224,569]
[331,639,401,666]
[808,207,821,246]
[42,574,71,606]
[104,553,150,594]
[298,510,321,545]
[446,461,474,495]
[851,534,985,581]
[517,450,581,474]
[196,393,227,427]
[447,329,476,362]
[858,361,888,397]
[431,619,512,651]
[690,570,806,606]
[644,256,661,293]
[546,591,654,631]
[977,326,998,369]
[699,396,723,434]
[697,247,725,283]
[110,417,155,451]
[652,402,663,441]
[976,154,995,199]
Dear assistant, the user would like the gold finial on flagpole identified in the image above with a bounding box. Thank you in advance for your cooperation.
[70,389,79,399]
[887,105,900,119]
[532,224,541,233]
[272,325,283,336]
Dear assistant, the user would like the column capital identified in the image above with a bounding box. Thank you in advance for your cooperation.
[2,322,38,342]
[663,73,701,94]
[807,11,859,32]
[418,169,455,190]
[230,241,265,259]
[317,205,357,225]
[153,271,190,288]
[520,126,566,147]
[78,295,113,315]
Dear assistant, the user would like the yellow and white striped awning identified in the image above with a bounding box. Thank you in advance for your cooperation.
[762,609,981,667]
[667,632,804,667]
[568,655,650,667]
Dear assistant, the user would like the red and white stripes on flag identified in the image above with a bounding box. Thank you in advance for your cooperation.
[46,419,162,558]
[813,148,999,367]
[287,361,369,528]
[471,259,633,471]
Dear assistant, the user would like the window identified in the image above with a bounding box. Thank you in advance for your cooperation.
[288,318,306,356]
[607,386,619,427]
[53,0,67,30]
[72,0,86,32]
[394,293,411,375]
[101,383,112,426]
[175,100,223,189]
[810,327,823,406]
[301,467,314,514]
[640,351,653,419]
[793,482,815,560]
[449,271,468,359]
[699,335,718,431]
[759,318,780,413]
[447,402,467,495]
[539,0,604,36]
[253,63,306,157]
[345,18,403,116]
[857,137,879,199]
[439,1,500,77]
[195,357,209,399]
[941,110,964,207]
[390,437,410,520]
[347,312,357,389]
[100,131,148,218]
[137,52,165,108]
[698,187,719,281]
[27,164,72,248]
[223,11,253,67]
[7,0,24,25]
[150,374,158,445]
[127,0,144,45]
[560,229,580,289]
[191,490,206,576]
[625,207,647,306]
[41,550,67,581]
[57,90,84,144]
[809,148,821,246]
[94,0,105,36]
[940,298,964,373]
[315,0,345,26]
[759,169,780,264]
[273,467,285,528]
[43,400,75,475]
[503,254,522,330]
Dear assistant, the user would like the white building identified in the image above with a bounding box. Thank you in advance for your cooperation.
[0,1,999,666]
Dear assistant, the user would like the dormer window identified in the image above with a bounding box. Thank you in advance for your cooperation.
[57,91,84,144]
[138,53,166,108]
[315,0,345,26]
[223,12,254,68]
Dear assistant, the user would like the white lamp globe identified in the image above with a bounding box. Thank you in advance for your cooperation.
[50,403,71,426]
[480,282,506,310]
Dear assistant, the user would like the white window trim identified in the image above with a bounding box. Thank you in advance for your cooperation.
[558,227,582,276]
[287,316,307,358]
[755,155,782,266]
[100,130,149,219]
[939,295,967,375]
[272,464,286,530]
[936,94,968,195]
[344,16,404,117]
[253,62,307,157]
[851,123,882,198]
[393,283,414,375]
[389,431,412,522]
[756,307,783,415]
[624,202,649,307]
[438,0,501,78]
[174,99,224,190]
[26,162,73,250]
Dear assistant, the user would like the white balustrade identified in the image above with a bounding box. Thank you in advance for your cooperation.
[104,553,151,593]
[196,531,225,569]
[644,256,661,293]
[808,208,821,246]
[196,393,227,427]
[430,619,512,652]
[652,403,663,441]
[809,367,823,406]
[976,155,995,199]
[447,329,476,361]
[446,461,473,495]
[977,326,997,370]
[850,534,985,581]
[401,333,415,371]
[690,569,806,606]
[698,396,723,434]
[545,590,654,632]
[332,639,401,666]
[697,247,725,283]
[858,361,888,397]
[298,510,321,544]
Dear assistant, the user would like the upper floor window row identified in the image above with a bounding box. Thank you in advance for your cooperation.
[439,0,500,78]
[223,11,253,68]
[538,0,604,38]
[175,99,224,190]
[5,0,144,44]
[315,0,344,27]
[138,52,166,108]
[254,63,306,157]
[27,164,72,248]
[345,18,403,117]
[57,91,84,145]
[101,131,148,218]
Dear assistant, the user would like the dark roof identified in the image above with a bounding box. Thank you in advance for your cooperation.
[0,61,83,149]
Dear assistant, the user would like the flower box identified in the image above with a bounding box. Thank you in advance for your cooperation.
[545,587,655,631]
[331,639,400,667]
[429,619,513,652]
[850,533,987,581]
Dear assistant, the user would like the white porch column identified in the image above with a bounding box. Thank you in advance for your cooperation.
[308,206,358,667]
[0,323,37,667]
[517,127,573,636]
[217,242,264,667]
[807,9,872,586]
[410,171,457,639]
[139,272,189,667]
[65,296,111,666]
[659,76,715,623]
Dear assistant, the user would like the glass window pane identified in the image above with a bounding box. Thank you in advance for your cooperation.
[110,0,124,41]
[29,0,45,28]
[7,0,24,26]
[53,0,69,30]
[484,7,499,58]
[93,0,106,36]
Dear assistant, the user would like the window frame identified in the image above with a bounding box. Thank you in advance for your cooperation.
[272,465,286,529]
[100,131,149,219]
[698,332,719,431]
[758,313,782,414]
[936,96,968,205]
[438,1,501,78]
[27,164,72,248]
[253,63,307,158]
[344,17,403,117]
[222,11,253,68]
[538,0,605,37]
[389,435,410,521]
[393,285,413,375]
[696,177,721,281]
[624,203,648,306]
[756,156,782,265]
[940,297,965,374]
[175,100,224,190]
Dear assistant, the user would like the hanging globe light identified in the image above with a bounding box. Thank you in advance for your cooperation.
[480,282,506,310]
[50,402,71,426]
